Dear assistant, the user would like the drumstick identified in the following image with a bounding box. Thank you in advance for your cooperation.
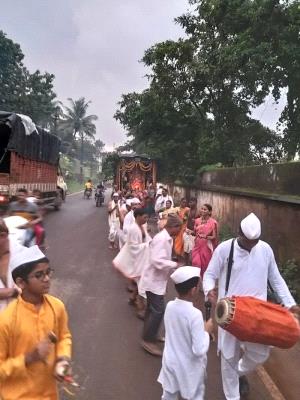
[204,300,215,341]
[204,300,212,321]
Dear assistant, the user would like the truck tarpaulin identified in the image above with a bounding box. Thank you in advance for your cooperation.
[0,112,61,165]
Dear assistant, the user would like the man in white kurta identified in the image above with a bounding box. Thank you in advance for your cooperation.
[108,193,120,248]
[158,267,212,400]
[139,215,182,356]
[155,188,173,213]
[113,210,151,280]
[122,198,141,240]
[203,213,298,400]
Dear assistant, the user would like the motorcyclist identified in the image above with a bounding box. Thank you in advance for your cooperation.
[7,188,43,247]
[95,183,105,205]
[84,179,93,198]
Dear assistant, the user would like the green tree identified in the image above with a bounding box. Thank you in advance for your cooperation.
[115,0,299,182]
[0,31,57,125]
[62,97,98,177]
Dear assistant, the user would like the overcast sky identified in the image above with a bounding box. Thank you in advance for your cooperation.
[1,1,283,148]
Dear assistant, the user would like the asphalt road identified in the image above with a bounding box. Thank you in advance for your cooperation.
[44,192,274,400]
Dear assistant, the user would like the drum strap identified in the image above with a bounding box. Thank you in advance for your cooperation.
[225,239,235,296]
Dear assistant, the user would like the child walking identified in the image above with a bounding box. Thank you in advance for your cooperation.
[158,266,213,400]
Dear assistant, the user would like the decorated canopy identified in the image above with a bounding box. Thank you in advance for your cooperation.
[116,154,156,191]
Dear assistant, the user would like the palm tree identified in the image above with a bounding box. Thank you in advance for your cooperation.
[62,97,98,178]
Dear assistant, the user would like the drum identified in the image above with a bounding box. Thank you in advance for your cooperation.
[215,296,300,349]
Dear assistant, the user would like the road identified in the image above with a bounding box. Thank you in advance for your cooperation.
[45,192,274,400]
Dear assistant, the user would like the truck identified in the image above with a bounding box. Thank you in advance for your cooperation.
[0,111,65,210]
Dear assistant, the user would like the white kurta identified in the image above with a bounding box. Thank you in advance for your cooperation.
[113,222,151,279]
[138,229,177,296]
[0,237,25,312]
[155,195,173,213]
[158,298,210,399]
[108,200,120,242]
[203,239,296,359]
[122,210,135,238]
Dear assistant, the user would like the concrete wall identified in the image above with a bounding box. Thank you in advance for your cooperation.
[167,184,300,264]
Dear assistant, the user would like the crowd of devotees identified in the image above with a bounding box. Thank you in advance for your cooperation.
[108,186,300,400]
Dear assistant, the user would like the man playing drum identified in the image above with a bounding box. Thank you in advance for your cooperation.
[203,213,300,400]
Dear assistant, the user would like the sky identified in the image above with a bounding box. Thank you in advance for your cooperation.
[0,1,284,149]
[0,0,191,148]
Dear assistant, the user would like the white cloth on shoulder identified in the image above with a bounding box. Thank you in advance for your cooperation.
[113,222,151,279]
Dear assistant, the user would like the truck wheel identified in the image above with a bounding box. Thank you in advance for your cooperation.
[54,191,63,211]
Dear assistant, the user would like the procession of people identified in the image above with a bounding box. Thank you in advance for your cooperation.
[108,182,300,400]
[0,180,298,400]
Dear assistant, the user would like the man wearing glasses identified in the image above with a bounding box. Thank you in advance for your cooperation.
[0,246,72,400]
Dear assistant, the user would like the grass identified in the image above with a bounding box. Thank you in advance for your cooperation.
[66,180,84,194]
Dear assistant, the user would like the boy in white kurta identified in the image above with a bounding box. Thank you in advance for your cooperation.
[158,266,213,400]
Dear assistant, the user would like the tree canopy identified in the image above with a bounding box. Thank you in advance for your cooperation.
[115,0,300,182]
[0,31,103,181]
[0,31,57,126]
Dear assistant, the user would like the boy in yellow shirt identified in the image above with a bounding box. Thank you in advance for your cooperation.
[0,246,72,400]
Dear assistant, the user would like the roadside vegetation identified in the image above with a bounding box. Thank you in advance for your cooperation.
[0,30,105,183]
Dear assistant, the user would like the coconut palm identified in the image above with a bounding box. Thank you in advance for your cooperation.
[62,97,98,176]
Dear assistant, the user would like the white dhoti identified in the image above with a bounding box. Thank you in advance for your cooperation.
[118,228,126,249]
[108,219,120,243]
[220,337,270,400]
[161,384,205,400]
[183,230,195,253]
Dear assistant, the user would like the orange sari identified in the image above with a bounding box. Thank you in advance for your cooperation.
[174,207,190,256]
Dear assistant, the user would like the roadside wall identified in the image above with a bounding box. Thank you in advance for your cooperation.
[167,162,300,264]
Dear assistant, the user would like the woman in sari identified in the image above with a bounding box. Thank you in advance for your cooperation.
[174,198,190,257]
[192,203,218,277]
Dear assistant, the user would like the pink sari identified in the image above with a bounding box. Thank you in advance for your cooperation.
[192,217,218,277]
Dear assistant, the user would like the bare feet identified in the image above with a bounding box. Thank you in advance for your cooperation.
[141,340,163,357]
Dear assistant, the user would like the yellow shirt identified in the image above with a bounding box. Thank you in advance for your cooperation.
[85,182,92,189]
[0,295,72,400]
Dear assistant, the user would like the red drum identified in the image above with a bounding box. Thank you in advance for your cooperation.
[215,296,300,349]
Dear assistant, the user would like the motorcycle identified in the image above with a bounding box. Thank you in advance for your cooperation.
[95,188,104,207]
[84,188,92,200]
[4,216,46,250]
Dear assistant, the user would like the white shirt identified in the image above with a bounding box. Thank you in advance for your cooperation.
[0,237,25,312]
[158,298,209,398]
[138,229,177,296]
[155,195,173,213]
[113,222,151,279]
[123,210,135,236]
[203,239,296,358]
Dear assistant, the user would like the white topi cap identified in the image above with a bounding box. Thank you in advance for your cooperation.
[112,192,119,197]
[240,213,261,240]
[170,266,200,284]
[126,199,132,206]
[130,197,141,204]
[10,245,47,272]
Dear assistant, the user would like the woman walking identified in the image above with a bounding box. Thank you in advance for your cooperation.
[192,204,218,277]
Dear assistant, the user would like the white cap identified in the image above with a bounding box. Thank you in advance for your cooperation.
[170,266,200,284]
[112,192,119,197]
[126,199,132,206]
[10,245,46,272]
[130,197,141,204]
[240,213,261,240]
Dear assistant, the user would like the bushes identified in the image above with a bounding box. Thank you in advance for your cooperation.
[279,259,300,303]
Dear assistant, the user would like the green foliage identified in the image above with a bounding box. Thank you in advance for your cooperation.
[59,97,98,168]
[279,259,300,303]
[115,0,300,182]
[102,152,119,180]
[218,223,234,243]
[0,31,57,126]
